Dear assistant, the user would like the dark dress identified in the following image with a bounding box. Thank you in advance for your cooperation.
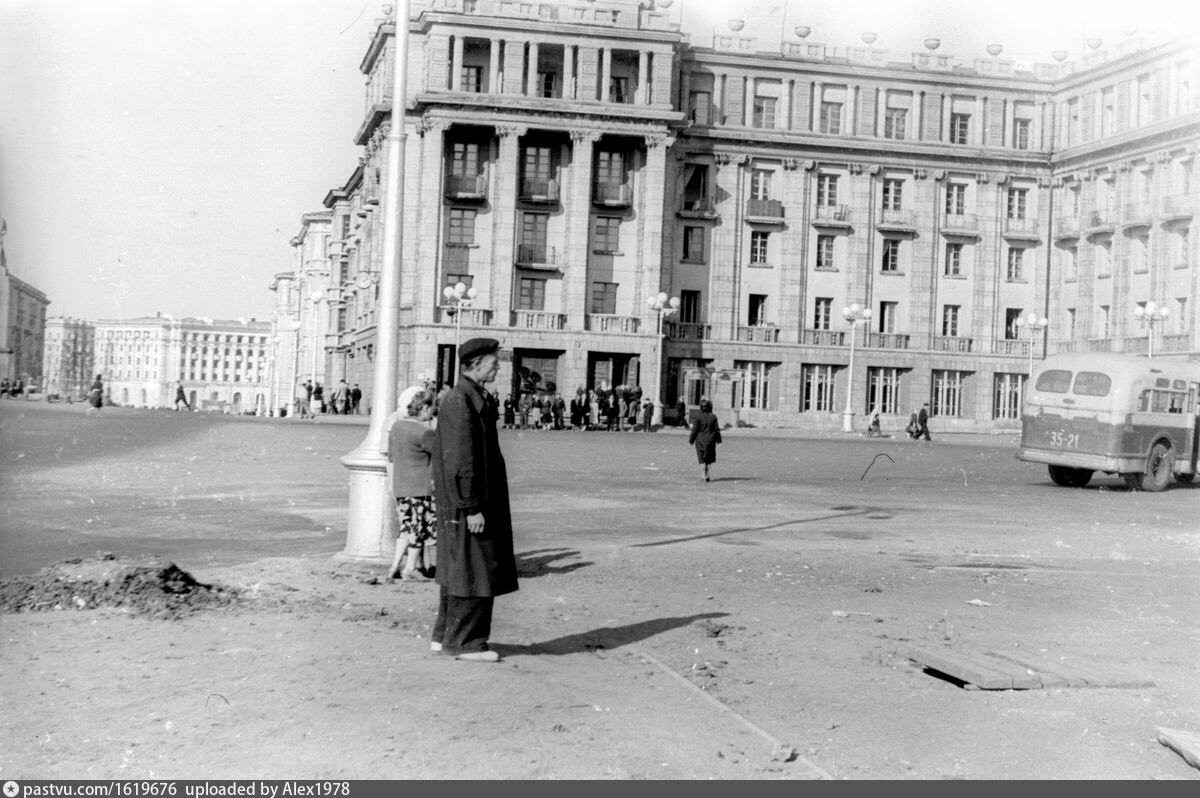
[88,379,104,409]
[688,410,723,464]
[432,376,518,599]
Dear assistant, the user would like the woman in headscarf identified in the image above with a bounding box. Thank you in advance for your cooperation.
[687,398,722,482]
[386,385,438,580]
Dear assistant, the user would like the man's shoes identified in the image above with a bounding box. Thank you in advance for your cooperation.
[430,641,443,652]
[455,650,500,663]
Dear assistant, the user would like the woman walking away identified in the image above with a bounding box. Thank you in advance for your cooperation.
[86,374,104,417]
[688,398,722,482]
[386,385,438,581]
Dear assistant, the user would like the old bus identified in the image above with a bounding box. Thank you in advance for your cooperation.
[1017,353,1200,491]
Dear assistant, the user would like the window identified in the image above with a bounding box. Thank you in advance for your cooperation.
[882,178,904,211]
[815,234,836,270]
[993,373,1024,420]
[679,290,700,324]
[519,212,548,248]
[814,297,833,330]
[1013,118,1031,150]
[945,183,967,215]
[522,146,554,184]
[537,71,556,98]
[610,76,629,103]
[596,151,626,186]
[1067,98,1080,145]
[1065,245,1078,279]
[801,364,836,411]
[682,163,710,210]
[735,360,775,410]
[518,278,546,311]
[590,282,618,315]
[950,113,970,144]
[878,302,898,334]
[451,142,480,178]
[689,91,711,124]
[1101,87,1115,136]
[1098,304,1110,338]
[1095,240,1111,274]
[461,65,483,93]
[817,174,839,206]
[752,96,777,129]
[747,295,768,326]
[884,108,907,140]
[750,169,772,200]
[682,226,706,263]
[1006,247,1025,281]
[1006,188,1028,220]
[1004,308,1023,340]
[868,367,902,414]
[750,231,770,265]
[1131,233,1149,272]
[820,102,842,134]
[447,208,476,245]
[942,305,961,336]
[881,239,901,273]
[445,273,474,291]
[945,242,963,276]
[593,217,620,253]
[932,370,967,417]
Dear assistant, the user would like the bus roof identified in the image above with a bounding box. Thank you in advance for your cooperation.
[1033,353,1200,382]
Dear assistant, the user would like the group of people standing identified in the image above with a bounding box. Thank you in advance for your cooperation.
[497,386,658,433]
[0,377,26,398]
[294,379,362,418]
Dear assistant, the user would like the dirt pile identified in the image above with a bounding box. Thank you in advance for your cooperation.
[0,553,242,619]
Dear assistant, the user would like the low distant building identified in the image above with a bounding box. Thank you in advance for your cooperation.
[43,317,95,399]
[93,313,271,412]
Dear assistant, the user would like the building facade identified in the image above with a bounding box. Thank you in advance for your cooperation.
[1,252,51,389]
[42,317,95,399]
[277,0,1198,433]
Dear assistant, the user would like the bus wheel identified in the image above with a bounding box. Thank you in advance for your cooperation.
[1176,473,1195,485]
[1143,442,1174,493]
[1048,465,1076,487]
[1070,469,1093,488]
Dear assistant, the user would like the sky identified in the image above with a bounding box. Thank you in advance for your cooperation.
[0,0,1195,324]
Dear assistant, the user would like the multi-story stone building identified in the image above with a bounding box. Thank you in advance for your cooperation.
[42,317,95,399]
[1,218,51,389]
[278,0,1197,433]
[93,314,271,411]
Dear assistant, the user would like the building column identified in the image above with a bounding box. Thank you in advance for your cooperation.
[914,91,923,141]
[565,130,599,328]
[1003,99,1013,149]
[638,50,649,105]
[564,45,575,100]
[411,119,448,322]
[975,96,985,145]
[875,87,884,137]
[641,133,675,423]
[526,41,539,96]
[812,81,823,131]
[489,39,500,93]
[492,126,526,330]
[601,47,612,102]
[781,79,792,130]
[941,95,952,142]
[845,84,857,135]
[451,36,464,92]
[680,68,692,119]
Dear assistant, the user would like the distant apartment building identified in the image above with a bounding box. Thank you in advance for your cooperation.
[93,314,272,412]
[277,0,1197,432]
[1,268,50,389]
[42,317,95,399]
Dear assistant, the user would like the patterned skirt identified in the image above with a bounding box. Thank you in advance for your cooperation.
[395,495,437,546]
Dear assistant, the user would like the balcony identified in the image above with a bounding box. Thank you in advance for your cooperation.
[941,213,980,237]
[437,307,493,327]
[737,325,780,343]
[519,178,559,203]
[866,332,910,349]
[678,197,718,219]
[802,329,846,346]
[511,310,566,330]
[877,209,917,233]
[1053,216,1081,241]
[666,321,712,340]
[1120,202,1153,230]
[1162,194,1193,223]
[444,173,487,201]
[745,198,785,223]
[812,204,852,228]
[1086,338,1113,352]
[1002,217,1041,241]
[934,336,975,352]
[593,181,632,207]
[515,244,559,269]
[585,314,640,334]
[991,339,1032,356]
[1084,210,1115,237]
[1160,333,1191,353]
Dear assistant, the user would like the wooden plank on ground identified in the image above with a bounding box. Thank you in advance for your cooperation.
[905,647,1014,690]
[1157,727,1200,770]
[983,649,1090,688]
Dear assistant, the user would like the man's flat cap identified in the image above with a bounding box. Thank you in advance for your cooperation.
[459,337,501,363]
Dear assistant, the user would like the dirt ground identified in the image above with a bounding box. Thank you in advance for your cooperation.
[2,402,1198,780]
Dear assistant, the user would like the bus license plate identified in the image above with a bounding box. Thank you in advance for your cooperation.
[1045,430,1080,448]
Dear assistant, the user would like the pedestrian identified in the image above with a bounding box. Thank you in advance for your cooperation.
[688,398,722,482]
[174,382,191,412]
[295,381,311,419]
[641,399,653,432]
[312,382,325,415]
[331,380,349,415]
[917,402,933,442]
[86,374,104,417]
[502,395,516,429]
[866,405,882,437]
[386,385,438,582]
[350,384,362,415]
[675,399,687,427]
[429,337,518,663]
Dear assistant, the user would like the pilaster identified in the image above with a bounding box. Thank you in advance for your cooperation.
[565,129,599,328]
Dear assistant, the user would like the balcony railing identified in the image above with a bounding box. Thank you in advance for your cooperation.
[745,198,785,220]
[991,339,1032,356]
[1055,340,1080,354]
[444,173,487,200]
[678,197,718,218]
[737,325,780,343]
[877,209,917,231]
[1162,194,1193,221]
[802,329,846,346]
[515,243,558,268]
[593,182,632,206]
[437,307,493,327]
[666,322,712,340]
[941,213,979,235]
[1121,202,1153,229]
[1087,338,1113,352]
[519,178,559,203]
[1002,217,1040,239]
[1053,216,1081,240]
[1085,210,1115,235]
[866,332,910,349]
[585,314,639,333]
[511,310,566,330]
[934,335,974,352]
[813,204,852,226]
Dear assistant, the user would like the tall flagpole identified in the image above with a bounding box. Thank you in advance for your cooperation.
[339,0,410,561]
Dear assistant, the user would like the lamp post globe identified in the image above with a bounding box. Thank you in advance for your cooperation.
[648,293,680,428]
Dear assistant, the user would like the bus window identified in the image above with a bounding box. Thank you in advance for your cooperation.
[1036,369,1072,393]
[1072,371,1112,397]
[1138,390,1151,412]
[1168,393,1184,414]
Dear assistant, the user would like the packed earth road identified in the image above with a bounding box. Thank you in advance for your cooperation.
[1,400,1198,780]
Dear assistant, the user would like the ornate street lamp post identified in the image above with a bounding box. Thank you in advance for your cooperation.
[1133,301,1170,358]
[1013,312,1048,376]
[841,303,872,433]
[442,281,479,377]
[647,292,680,428]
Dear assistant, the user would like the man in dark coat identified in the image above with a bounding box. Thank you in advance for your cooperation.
[430,337,517,662]
[917,402,933,442]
